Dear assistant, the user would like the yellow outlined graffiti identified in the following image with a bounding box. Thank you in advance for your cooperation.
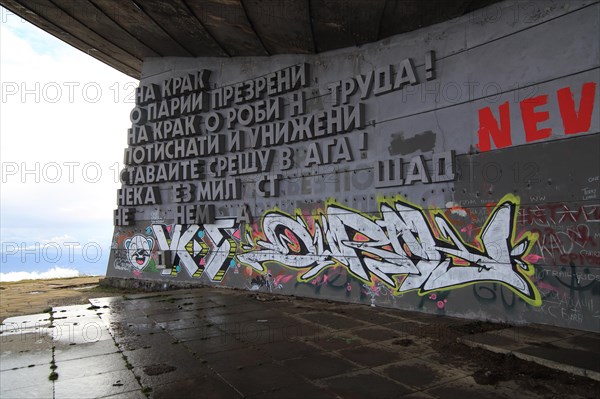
[428,194,540,306]
[237,194,541,306]
[151,219,238,281]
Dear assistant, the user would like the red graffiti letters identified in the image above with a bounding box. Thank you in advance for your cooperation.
[477,82,597,152]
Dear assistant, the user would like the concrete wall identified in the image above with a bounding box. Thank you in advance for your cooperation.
[106,0,600,332]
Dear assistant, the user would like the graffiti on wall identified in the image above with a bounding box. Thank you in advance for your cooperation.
[113,194,541,305]
[238,194,541,305]
[476,82,597,152]
[112,232,157,275]
[151,220,238,281]
[125,235,154,270]
[516,203,600,267]
[113,222,239,280]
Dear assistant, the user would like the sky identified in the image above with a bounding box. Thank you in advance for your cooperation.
[0,6,137,280]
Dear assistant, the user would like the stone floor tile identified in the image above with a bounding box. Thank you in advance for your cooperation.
[133,360,212,388]
[319,369,413,398]
[150,372,242,399]
[99,389,147,399]
[0,333,53,371]
[0,381,54,399]
[346,308,404,325]
[254,339,321,361]
[338,344,404,367]
[424,376,541,399]
[284,353,359,379]
[494,325,581,343]
[0,363,52,391]
[378,336,436,358]
[551,333,600,352]
[460,331,530,353]
[201,346,271,372]
[385,320,437,336]
[0,314,52,328]
[247,382,339,399]
[375,356,468,390]
[49,321,112,345]
[116,331,176,351]
[348,326,401,342]
[301,331,367,352]
[54,338,120,362]
[53,368,140,398]
[57,352,128,381]
[216,317,316,345]
[300,312,364,330]
[168,324,224,342]
[183,334,247,356]
[220,363,302,396]
[123,344,197,370]
[516,345,600,374]
[157,316,205,331]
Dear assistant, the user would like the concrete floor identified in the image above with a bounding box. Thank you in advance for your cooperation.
[1,287,598,398]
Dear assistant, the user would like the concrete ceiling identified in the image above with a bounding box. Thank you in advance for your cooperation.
[1,0,501,79]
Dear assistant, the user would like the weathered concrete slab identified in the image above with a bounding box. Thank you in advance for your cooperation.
[461,326,600,381]
[0,333,53,371]
[53,368,141,399]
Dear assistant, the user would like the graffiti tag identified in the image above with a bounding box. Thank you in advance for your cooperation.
[238,195,541,305]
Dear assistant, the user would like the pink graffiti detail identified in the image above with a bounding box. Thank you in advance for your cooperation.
[304,211,315,233]
[525,254,543,263]
[273,274,294,286]
[460,224,476,237]
[536,280,560,293]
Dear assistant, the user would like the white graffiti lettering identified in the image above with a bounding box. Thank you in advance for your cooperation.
[238,195,540,305]
[151,220,237,282]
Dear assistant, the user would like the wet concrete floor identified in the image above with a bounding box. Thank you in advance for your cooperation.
[1,287,598,398]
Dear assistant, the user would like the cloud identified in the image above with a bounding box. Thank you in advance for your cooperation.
[0,266,86,282]
[0,7,136,275]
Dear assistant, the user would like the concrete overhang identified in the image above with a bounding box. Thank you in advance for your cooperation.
[1,0,501,79]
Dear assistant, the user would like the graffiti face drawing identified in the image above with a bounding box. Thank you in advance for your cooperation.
[125,235,154,270]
